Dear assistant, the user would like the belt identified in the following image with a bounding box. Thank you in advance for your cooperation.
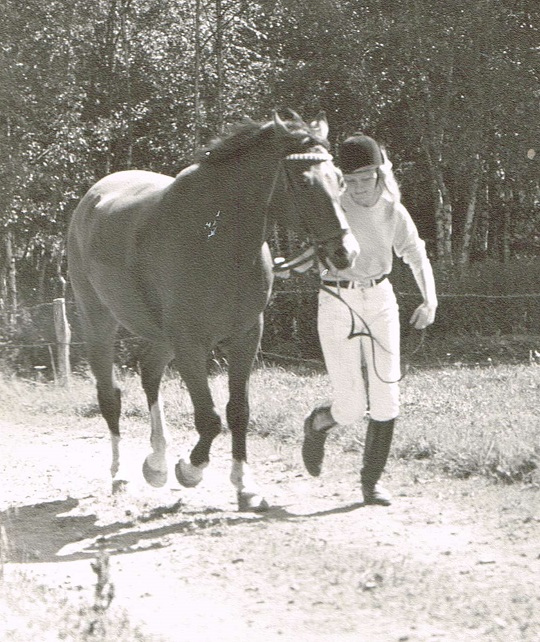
[321,275,387,289]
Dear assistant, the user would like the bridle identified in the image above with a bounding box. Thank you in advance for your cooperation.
[267,150,348,274]
[269,151,423,384]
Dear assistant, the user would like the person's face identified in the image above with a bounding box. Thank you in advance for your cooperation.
[344,168,379,205]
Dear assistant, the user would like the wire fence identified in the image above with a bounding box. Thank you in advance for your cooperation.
[1,290,540,381]
[270,288,540,299]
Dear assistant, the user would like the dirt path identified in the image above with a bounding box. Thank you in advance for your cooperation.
[1,418,539,641]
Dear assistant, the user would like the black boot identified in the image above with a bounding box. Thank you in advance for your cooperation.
[361,418,395,506]
[301,404,337,477]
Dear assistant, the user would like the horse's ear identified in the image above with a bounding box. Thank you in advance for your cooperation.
[310,111,329,140]
[273,111,289,137]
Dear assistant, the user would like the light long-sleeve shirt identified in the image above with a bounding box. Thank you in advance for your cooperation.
[328,189,430,282]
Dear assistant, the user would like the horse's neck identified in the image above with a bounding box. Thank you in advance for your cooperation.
[173,155,280,240]
[158,155,279,258]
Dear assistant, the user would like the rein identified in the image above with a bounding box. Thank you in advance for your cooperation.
[272,246,316,273]
[319,282,426,383]
[268,152,423,384]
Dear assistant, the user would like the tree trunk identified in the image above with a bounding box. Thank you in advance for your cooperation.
[194,0,202,150]
[423,139,453,265]
[432,168,453,265]
[215,0,224,134]
[120,0,133,168]
[502,186,512,263]
[4,231,17,328]
[37,248,48,302]
[0,233,6,326]
[104,0,118,175]
[459,156,482,267]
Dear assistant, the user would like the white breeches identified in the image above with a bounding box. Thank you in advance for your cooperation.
[317,279,400,425]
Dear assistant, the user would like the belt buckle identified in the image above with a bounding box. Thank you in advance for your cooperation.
[356,279,374,289]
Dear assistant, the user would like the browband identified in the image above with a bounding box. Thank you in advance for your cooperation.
[285,152,333,162]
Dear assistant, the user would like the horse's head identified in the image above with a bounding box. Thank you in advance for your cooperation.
[271,111,359,271]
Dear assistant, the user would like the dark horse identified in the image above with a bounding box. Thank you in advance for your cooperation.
[67,112,359,511]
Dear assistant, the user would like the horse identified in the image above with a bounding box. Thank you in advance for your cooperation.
[67,111,359,512]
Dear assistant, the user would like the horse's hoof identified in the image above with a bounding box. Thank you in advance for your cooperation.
[175,459,203,488]
[237,492,270,513]
[112,479,129,494]
[142,457,168,488]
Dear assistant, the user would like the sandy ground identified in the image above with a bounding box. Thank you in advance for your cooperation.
[1,418,539,641]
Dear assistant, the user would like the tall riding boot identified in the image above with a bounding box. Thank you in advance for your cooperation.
[361,418,395,506]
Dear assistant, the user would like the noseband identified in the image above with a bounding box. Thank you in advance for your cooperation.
[268,151,347,273]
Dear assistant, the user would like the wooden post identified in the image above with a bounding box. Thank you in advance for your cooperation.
[53,297,71,386]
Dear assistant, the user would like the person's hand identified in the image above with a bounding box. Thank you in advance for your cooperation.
[409,302,437,330]
[273,257,291,279]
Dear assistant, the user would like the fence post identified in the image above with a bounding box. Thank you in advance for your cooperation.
[53,297,71,386]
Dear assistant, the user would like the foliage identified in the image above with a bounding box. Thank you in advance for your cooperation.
[0,0,538,357]
[0,362,538,487]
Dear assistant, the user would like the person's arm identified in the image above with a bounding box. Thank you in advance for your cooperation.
[393,204,438,330]
[408,259,437,329]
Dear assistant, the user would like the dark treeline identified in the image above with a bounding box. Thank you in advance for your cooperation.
[0,0,539,354]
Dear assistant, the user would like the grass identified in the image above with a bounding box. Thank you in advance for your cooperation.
[1,361,538,486]
[0,556,154,642]
[395,365,540,483]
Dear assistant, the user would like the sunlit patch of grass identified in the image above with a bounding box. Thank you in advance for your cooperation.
[397,365,540,483]
[0,551,154,642]
[1,363,538,485]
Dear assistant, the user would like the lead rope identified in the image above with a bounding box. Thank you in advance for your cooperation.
[319,282,425,383]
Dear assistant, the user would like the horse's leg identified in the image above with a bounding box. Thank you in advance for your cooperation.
[227,320,269,512]
[139,342,174,488]
[78,307,125,491]
[173,345,223,489]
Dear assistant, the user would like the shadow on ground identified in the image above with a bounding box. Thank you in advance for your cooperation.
[1,496,365,564]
